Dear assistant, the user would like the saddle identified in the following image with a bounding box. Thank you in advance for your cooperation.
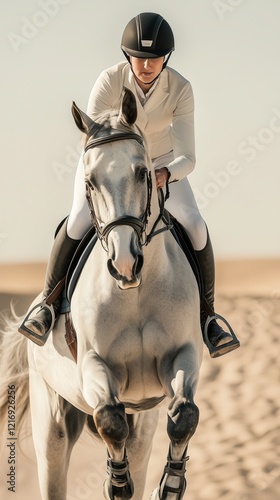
[60,214,204,362]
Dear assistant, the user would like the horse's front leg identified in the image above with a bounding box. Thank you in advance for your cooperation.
[152,344,201,500]
[81,350,134,499]
[95,403,134,500]
[29,363,86,500]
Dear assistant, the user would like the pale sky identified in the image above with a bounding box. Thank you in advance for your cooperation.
[1,0,280,262]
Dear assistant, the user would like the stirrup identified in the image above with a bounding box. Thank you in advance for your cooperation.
[18,301,56,347]
[204,313,240,358]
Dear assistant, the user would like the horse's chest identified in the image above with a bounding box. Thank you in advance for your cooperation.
[96,318,175,366]
[98,322,168,400]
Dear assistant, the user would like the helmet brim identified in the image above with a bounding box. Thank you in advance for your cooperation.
[121,45,172,59]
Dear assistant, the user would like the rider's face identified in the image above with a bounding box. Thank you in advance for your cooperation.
[130,56,164,90]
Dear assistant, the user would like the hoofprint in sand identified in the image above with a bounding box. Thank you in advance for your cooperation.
[0,260,279,499]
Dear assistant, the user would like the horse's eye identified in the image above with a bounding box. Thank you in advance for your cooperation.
[138,167,147,182]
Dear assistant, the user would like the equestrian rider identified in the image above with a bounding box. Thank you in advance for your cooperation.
[19,12,240,357]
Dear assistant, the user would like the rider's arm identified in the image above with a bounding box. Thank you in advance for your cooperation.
[86,63,127,119]
[167,79,196,183]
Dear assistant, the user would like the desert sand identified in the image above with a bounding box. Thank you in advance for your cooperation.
[0,259,279,499]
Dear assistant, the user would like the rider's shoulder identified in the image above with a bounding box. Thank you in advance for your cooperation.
[165,66,192,88]
[100,61,129,78]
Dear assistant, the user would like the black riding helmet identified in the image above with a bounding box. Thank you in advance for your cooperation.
[121,12,175,69]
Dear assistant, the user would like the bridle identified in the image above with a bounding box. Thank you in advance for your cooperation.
[84,130,172,251]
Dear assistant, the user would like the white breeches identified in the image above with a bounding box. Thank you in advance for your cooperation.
[67,154,207,250]
[165,179,207,250]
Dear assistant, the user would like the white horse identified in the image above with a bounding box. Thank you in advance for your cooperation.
[0,88,203,500]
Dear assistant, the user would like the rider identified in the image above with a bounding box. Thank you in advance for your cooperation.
[19,12,240,357]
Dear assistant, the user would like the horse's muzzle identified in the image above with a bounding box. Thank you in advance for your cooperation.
[107,253,143,289]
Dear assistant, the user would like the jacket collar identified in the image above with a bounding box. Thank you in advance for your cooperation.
[124,66,169,128]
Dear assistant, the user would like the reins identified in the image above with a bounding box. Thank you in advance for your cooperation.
[144,188,173,245]
[84,130,172,250]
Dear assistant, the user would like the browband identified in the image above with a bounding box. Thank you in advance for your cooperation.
[84,131,143,152]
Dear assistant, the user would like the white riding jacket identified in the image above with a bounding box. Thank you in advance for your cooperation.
[68,62,206,250]
[86,61,196,183]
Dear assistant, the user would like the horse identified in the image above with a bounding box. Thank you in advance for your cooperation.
[0,87,203,499]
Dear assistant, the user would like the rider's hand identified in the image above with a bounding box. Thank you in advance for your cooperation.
[155,167,169,189]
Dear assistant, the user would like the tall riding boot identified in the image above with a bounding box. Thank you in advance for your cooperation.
[18,219,80,347]
[195,229,240,358]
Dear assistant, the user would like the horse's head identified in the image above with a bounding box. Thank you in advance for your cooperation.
[72,88,153,290]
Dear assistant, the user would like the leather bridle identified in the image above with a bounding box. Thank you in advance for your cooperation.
[84,130,171,251]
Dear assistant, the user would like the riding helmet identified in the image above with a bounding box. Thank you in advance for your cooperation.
[121,12,175,59]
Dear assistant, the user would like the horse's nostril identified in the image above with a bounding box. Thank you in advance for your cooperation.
[134,254,143,276]
[107,259,120,280]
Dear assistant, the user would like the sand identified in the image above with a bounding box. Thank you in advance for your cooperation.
[0,259,279,499]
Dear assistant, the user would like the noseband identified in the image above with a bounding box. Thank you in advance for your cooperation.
[84,130,154,250]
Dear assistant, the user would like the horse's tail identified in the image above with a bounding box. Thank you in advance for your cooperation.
[0,307,30,439]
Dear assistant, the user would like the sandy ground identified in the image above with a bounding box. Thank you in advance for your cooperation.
[0,259,280,499]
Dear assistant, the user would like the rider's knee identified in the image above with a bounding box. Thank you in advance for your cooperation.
[182,213,207,250]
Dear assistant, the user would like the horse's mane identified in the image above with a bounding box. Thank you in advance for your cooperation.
[93,109,120,130]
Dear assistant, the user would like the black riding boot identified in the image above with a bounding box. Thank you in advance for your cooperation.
[195,230,240,358]
[18,219,80,346]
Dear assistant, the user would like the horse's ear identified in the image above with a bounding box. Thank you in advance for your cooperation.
[119,87,137,126]
[71,102,94,134]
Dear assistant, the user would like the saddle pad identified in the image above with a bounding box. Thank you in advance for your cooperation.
[60,227,97,313]
[169,213,203,301]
